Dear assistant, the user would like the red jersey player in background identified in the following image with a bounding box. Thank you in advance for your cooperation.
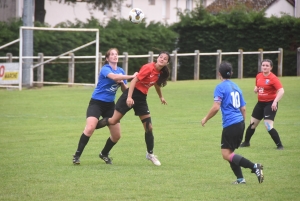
[240,59,285,150]
[95,51,170,166]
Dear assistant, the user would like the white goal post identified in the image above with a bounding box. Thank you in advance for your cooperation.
[0,26,99,90]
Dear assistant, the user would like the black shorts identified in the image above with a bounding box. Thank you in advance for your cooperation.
[221,121,245,151]
[86,98,115,119]
[115,88,150,116]
[251,101,277,121]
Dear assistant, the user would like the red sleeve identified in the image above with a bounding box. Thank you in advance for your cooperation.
[272,74,283,90]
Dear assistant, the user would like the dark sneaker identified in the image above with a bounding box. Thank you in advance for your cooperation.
[232,179,246,184]
[253,163,264,183]
[240,141,250,147]
[99,153,112,164]
[276,145,284,150]
[73,155,80,165]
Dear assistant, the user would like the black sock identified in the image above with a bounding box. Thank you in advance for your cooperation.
[95,117,109,129]
[239,157,255,171]
[101,137,116,156]
[145,131,154,154]
[229,162,243,179]
[244,124,255,142]
[75,133,90,157]
[232,154,255,171]
[268,128,283,147]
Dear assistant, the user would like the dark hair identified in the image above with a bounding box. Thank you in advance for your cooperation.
[104,48,119,64]
[261,59,273,67]
[156,51,170,87]
[219,61,233,79]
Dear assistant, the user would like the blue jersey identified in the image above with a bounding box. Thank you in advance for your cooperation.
[91,64,127,102]
[213,80,246,128]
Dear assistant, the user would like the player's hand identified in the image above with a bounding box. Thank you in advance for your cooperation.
[116,80,124,85]
[201,117,207,127]
[271,102,278,111]
[126,97,134,108]
[254,86,258,94]
[160,97,167,105]
[133,72,139,77]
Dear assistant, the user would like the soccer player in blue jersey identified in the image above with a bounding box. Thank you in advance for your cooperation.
[72,48,138,165]
[201,61,264,184]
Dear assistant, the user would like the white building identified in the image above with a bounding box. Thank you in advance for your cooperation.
[0,0,299,27]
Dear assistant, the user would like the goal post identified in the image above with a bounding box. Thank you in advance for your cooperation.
[19,26,99,90]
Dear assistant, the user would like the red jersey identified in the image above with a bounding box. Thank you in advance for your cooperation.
[135,62,161,94]
[256,72,283,102]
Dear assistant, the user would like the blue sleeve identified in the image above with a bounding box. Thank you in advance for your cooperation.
[101,67,112,77]
[213,85,223,102]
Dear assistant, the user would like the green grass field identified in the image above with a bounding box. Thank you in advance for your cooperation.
[1,77,300,201]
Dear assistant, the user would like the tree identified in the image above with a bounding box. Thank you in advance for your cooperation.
[34,0,124,23]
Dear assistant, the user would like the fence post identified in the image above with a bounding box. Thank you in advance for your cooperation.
[6,53,12,62]
[238,49,243,79]
[148,51,154,63]
[122,52,128,75]
[258,48,263,72]
[194,50,200,80]
[216,49,222,79]
[68,53,75,87]
[98,52,102,75]
[37,53,44,88]
[297,47,300,76]
[277,48,283,77]
[171,50,177,81]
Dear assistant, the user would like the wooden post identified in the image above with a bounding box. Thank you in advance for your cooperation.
[171,50,177,81]
[258,48,263,72]
[68,53,75,87]
[277,48,283,77]
[98,52,102,75]
[122,52,128,75]
[6,53,12,62]
[238,49,243,79]
[194,50,200,80]
[297,47,300,76]
[148,51,154,63]
[37,53,44,88]
[216,49,222,79]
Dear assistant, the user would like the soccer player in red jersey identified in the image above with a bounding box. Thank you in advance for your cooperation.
[240,59,285,150]
[96,51,170,166]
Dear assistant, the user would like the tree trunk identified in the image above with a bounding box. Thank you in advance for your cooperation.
[34,0,46,23]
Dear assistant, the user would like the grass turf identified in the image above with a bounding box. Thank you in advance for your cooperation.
[0,77,299,201]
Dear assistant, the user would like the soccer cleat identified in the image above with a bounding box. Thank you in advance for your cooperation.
[99,153,112,164]
[276,145,284,150]
[73,155,80,165]
[232,179,246,184]
[253,163,264,183]
[146,152,161,166]
[240,141,250,147]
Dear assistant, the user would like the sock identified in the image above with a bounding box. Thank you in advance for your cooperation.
[95,117,109,129]
[145,131,154,154]
[75,133,90,157]
[101,137,116,156]
[229,162,243,179]
[232,154,255,171]
[268,128,283,147]
[244,124,255,142]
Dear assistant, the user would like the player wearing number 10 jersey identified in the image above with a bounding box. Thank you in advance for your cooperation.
[201,61,264,184]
